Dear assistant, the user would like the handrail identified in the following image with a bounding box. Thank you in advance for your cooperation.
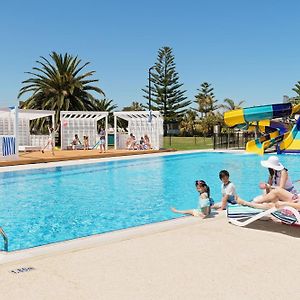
[0,227,8,251]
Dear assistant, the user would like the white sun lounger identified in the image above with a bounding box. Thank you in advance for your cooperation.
[227,204,300,227]
[19,145,42,152]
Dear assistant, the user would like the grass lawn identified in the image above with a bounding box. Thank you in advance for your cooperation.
[163,136,213,150]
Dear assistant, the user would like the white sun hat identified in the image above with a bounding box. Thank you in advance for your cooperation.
[261,156,284,171]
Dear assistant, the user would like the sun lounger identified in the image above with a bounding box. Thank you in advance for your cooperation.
[19,145,42,153]
[271,207,300,226]
[227,204,300,227]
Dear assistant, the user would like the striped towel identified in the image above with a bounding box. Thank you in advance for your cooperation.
[271,210,298,225]
[1,136,16,156]
[227,204,265,219]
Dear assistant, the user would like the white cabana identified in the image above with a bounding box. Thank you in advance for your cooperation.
[60,111,108,150]
[0,107,55,156]
[113,111,164,150]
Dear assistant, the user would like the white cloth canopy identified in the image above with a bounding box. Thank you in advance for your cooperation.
[0,107,55,158]
[113,111,163,149]
[60,111,108,150]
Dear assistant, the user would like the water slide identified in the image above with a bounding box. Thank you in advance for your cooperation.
[224,103,300,155]
[278,116,300,153]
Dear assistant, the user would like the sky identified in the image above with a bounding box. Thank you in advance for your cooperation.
[1,0,300,109]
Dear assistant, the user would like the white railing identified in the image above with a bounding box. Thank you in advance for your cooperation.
[116,133,129,149]
[30,135,51,150]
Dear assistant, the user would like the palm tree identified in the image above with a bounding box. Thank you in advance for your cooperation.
[19,52,105,127]
[180,110,197,136]
[292,81,300,104]
[194,82,219,118]
[93,98,117,112]
[288,97,300,105]
[220,98,245,111]
[122,101,145,111]
[293,81,300,103]
[92,98,118,127]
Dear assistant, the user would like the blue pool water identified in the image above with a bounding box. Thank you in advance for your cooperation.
[0,152,299,251]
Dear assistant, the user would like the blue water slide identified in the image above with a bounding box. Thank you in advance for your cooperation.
[243,103,292,123]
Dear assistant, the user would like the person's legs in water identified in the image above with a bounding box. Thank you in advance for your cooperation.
[171,207,206,218]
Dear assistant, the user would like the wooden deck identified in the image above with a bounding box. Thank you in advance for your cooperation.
[0,149,175,167]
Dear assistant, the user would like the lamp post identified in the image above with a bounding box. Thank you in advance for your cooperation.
[148,66,155,110]
[148,66,155,123]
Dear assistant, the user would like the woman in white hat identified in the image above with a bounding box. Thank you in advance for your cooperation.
[237,156,299,209]
[259,156,296,194]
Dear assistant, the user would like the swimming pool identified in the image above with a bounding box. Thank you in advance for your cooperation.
[0,152,299,251]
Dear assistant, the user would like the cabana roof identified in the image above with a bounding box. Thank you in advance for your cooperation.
[113,111,162,121]
[60,111,109,150]
[61,111,108,121]
[0,108,55,120]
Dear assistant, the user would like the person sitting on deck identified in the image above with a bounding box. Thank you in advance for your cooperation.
[258,156,297,195]
[126,133,137,150]
[212,170,238,210]
[71,134,81,150]
[137,136,145,150]
[83,136,89,150]
[144,134,151,149]
[171,180,213,218]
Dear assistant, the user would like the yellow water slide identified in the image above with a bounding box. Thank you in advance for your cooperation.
[224,103,296,155]
[278,104,300,153]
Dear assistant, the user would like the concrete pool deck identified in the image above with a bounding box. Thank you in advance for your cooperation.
[0,212,300,300]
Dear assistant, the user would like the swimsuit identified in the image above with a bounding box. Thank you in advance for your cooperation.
[192,193,210,216]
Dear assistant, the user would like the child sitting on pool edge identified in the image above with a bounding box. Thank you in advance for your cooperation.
[171,180,213,218]
[213,170,237,210]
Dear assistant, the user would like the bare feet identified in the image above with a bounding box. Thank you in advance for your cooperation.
[171,207,178,213]
[41,150,44,154]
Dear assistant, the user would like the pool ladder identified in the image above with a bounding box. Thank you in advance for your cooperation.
[0,227,8,251]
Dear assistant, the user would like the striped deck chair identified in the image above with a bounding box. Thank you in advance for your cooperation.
[227,204,300,227]
[271,207,300,226]
[227,204,277,227]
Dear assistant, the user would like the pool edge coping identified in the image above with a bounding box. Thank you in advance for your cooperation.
[0,215,212,265]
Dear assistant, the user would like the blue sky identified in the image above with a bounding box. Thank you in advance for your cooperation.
[0,0,300,109]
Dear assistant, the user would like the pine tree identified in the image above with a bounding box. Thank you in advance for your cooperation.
[142,47,191,135]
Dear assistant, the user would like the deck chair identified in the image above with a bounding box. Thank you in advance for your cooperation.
[271,207,300,226]
[227,204,300,227]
